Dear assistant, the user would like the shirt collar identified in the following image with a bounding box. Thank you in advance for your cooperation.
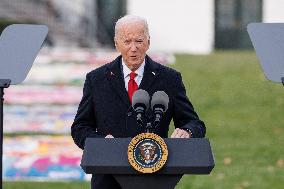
[122,58,145,79]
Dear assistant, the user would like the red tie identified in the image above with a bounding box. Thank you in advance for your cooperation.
[128,72,138,103]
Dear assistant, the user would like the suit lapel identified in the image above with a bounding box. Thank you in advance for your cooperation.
[105,55,160,107]
[139,55,160,91]
[106,56,130,107]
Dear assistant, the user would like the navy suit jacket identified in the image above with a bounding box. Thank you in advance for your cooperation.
[71,55,206,188]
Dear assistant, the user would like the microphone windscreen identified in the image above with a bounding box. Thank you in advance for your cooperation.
[132,89,150,109]
[151,91,169,111]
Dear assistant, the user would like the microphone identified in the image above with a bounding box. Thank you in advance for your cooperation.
[151,91,169,127]
[132,89,150,127]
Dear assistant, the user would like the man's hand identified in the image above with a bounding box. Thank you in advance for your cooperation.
[171,128,192,138]
[105,134,114,138]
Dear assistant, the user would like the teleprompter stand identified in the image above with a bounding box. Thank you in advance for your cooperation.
[0,24,48,188]
[0,79,10,187]
[81,138,215,189]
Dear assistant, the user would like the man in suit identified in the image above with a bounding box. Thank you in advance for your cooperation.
[71,15,206,189]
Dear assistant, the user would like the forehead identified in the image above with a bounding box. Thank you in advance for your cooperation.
[117,22,147,38]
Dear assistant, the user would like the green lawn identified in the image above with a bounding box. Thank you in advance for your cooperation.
[174,51,284,189]
[4,51,284,188]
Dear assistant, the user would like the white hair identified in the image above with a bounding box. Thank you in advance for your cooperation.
[114,15,149,39]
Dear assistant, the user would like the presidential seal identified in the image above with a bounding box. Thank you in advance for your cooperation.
[128,133,168,173]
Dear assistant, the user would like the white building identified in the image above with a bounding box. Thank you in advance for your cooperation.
[127,0,214,54]
[127,0,284,54]
[1,0,284,54]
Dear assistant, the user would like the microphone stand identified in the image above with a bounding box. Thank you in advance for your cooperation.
[145,122,152,133]
[139,113,163,133]
[134,108,164,133]
[144,115,160,133]
[0,79,11,187]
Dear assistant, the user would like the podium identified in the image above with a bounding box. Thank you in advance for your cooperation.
[81,138,215,189]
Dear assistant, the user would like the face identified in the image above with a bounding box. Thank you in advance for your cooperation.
[115,22,150,71]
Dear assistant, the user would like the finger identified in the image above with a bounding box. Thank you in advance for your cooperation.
[176,130,185,138]
[171,129,178,138]
[172,128,182,138]
[105,134,114,138]
[171,133,178,138]
[172,128,183,138]
[176,129,190,138]
[181,132,189,138]
[172,128,179,138]
[181,130,190,138]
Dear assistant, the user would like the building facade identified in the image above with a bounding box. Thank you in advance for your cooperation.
[1,0,284,53]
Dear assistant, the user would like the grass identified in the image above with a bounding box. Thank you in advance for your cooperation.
[173,51,284,189]
[4,51,284,188]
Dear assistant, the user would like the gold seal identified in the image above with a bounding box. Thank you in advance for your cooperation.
[128,133,168,173]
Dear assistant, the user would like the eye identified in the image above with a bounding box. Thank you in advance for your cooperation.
[136,40,144,44]
[123,40,131,45]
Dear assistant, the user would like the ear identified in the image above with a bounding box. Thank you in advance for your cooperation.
[147,36,150,50]
[114,37,117,48]
[113,37,120,49]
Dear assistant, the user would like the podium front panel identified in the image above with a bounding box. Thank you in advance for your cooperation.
[81,138,214,174]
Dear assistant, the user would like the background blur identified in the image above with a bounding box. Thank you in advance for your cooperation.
[2,0,284,52]
[1,0,284,188]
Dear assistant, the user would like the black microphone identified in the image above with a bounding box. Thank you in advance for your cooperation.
[151,91,169,127]
[132,89,150,127]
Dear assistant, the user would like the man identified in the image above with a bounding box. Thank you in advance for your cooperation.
[71,15,206,189]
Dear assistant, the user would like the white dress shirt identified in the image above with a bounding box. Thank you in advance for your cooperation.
[122,58,145,91]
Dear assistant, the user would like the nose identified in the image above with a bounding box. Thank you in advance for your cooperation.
[130,42,138,51]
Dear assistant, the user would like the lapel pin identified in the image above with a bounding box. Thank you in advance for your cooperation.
[110,71,115,76]
[152,72,155,75]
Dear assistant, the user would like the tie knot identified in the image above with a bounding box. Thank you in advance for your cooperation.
[129,72,137,80]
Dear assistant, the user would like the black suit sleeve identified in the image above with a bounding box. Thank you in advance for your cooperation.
[172,72,206,138]
[71,73,104,149]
